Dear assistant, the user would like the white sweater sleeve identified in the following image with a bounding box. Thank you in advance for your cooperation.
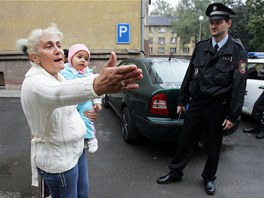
[23,73,99,110]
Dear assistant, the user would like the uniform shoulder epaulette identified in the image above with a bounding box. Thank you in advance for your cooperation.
[196,38,210,46]
[232,38,246,50]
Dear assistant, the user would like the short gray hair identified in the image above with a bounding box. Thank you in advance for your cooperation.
[26,24,63,54]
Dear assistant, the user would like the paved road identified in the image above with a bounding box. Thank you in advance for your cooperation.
[0,97,264,198]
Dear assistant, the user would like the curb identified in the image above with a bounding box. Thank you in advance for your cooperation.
[0,90,21,98]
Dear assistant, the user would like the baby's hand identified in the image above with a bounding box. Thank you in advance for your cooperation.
[94,103,102,112]
[84,110,96,122]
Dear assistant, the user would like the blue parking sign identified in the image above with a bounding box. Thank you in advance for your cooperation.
[116,23,130,44]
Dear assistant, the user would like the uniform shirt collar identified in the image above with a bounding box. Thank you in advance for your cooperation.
[212,34,229,50]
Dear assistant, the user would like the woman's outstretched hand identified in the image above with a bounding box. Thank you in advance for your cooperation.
[93,52,143,96]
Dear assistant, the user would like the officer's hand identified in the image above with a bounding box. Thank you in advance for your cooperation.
[222,119,234,130]
[177,106,185,114]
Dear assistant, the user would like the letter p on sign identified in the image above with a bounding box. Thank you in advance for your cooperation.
[117,23,130,44]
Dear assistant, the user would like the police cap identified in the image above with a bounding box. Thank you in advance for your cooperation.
[206,3,236,21]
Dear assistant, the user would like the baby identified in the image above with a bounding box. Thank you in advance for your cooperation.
[61,44,102,153]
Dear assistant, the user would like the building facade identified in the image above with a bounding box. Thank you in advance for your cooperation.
[146,16,195,57]
[0,0,195,90]
[0,0,149,89]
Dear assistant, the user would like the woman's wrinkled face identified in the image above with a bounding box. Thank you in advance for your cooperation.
[32,34,64,77]
[71,50,89,71]
[209,19,231,42]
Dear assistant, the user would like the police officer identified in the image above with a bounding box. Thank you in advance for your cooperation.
[156,3,247,195]
[243,90,264,139]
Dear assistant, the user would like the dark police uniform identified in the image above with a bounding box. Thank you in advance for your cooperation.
[252,91,264,121]
[156,3,248,195]
[244,90,264,139]
[170,34,247,181]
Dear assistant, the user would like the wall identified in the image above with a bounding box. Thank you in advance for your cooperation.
[0,51,141,90]
[0,0,145,89]
[0,0,142,52]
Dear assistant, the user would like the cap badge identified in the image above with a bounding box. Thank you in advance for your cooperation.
[213,6,217,11]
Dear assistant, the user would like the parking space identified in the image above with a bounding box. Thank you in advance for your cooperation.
[0,97,264,198]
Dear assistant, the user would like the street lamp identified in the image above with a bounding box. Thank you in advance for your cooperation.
[198,15,204,41]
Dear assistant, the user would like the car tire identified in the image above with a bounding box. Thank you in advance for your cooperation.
[103,95,110,108]
[121,107,139,144]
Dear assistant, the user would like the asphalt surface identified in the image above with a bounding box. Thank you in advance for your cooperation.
[0,93,264,198]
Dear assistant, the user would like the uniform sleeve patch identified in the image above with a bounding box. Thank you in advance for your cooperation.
[238,60,246,74]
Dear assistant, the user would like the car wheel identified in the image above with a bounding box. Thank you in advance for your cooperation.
[121,107,139,143]
[103,95,110,108]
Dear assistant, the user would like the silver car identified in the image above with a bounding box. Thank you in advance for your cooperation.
[242,52,264,115]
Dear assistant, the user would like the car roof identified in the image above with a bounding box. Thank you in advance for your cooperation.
[247,52,264,58]
[248,58,264,63]
[248,52,264,63]
[125,57,189,62]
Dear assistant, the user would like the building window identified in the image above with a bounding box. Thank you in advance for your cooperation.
[149,37,153,44]
[158,37,165,45]
[149,47,153,54]
[158,47,164,53]
[0,72,5,89]
[158,27,166,33]
[171,37,177,44]
[183,47,190,54]
[149,27,154,33]
[170,47,176,53]
[171,27,176,33]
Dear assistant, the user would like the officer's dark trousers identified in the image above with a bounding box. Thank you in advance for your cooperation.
[169,98,227,181]
[252,91,264,123]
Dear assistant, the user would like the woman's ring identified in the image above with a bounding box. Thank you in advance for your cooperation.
[121,80,126,87]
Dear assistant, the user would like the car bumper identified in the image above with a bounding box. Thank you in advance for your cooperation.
[133,114,183,142]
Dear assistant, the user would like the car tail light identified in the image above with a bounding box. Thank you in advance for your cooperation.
[150,93,169,115]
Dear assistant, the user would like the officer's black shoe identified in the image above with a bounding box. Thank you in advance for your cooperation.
[256,131,264,139]
[156,173,182,184]
[243,127,260,133]
[204,180,216,195]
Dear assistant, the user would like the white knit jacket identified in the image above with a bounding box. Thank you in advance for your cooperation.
[21,62,99,186]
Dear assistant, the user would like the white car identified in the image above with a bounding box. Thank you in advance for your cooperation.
[242,52,264,115]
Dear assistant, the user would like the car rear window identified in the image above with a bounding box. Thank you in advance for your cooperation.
[247,62,264,80]
[147,60,189,84]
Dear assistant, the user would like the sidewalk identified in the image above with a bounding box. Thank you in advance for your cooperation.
[0,89,21,98]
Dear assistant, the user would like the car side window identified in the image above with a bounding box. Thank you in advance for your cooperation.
[247,63,264,80]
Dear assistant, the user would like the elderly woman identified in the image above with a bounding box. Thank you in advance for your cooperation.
[19,24,142,198]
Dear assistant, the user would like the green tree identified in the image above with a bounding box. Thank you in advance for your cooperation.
[150,0,263,51]
[174,0,211,46]
[230,3,249,49]
[174,0,248,47]
[245,0,264,51]
[150,0,176,16]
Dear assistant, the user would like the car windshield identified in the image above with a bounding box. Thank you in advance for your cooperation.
[147,59,189,84]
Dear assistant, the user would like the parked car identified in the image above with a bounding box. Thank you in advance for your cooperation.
[103,57,239,143]
[242,52,264,115]
[103,57,189,143]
